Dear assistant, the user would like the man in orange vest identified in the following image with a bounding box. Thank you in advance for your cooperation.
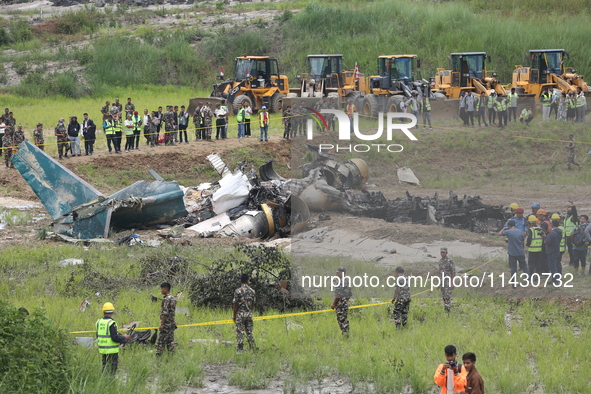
[434,345,467,394]
[346,99,356,134]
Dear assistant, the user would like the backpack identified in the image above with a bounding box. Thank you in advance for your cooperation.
[573,224,589,247]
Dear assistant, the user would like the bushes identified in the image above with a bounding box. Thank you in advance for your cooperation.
[15,70,91,99]
[54,10,99,35]
[0,301,72,394]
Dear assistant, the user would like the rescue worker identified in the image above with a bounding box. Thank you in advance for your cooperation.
[494,95,508,129]
[331,267,352,335]
[55,118,69,160]
[487,90,496,125]
[112,114,123,153]
[519,106,534,126]
[576,86,586,122]
[541,88,552,121]
[526,215,544,275]
[233,273,257,351]
[565,133,581,170]
[96,302,130,374]
[507,87,518,122]
[33,123,44,151]
[564,200,578,267]
[546,219,563,284]
[103,115,116,153]
[551,213,566,273]
[132,111,143,150]
[346,99,356,134]
[391,266,411,329]
[258,106,269,142]
[282,105,292,140]
[236,101,247,139]
[420,95,432,129]
[475,92,488,127]
[156,282,176,356]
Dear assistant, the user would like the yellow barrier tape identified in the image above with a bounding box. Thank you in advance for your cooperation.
[69,253,504,335]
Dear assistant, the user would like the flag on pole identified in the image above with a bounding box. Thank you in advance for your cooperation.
[219,66,224,78]
[354,62,360,81]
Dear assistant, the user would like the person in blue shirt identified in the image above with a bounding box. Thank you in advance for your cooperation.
[499,219,529,286]
[504,207,527,235]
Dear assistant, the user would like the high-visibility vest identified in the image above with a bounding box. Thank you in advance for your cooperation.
[258,111,269,127]
[565,215,577,236]
[96,318,119,354]
[132,115,142,131]
[558,226,566,253]
[421,98,431,112]
[541,93,551,106]
[520,109,532,119]
[104,120,115,135]
[409,99,416,112]
[507,92,518,107]
[487,95,496,108]
[529,226,543,252]
[237,108,246,122]
[346,104,355,117]
[112,121,122,133]
[575,96,583,108]
[475,96,484,111]
[580,94,586,106]
[245,107,252,120]
[495,99,507,111]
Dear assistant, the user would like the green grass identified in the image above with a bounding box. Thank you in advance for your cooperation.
[2,242,591,393]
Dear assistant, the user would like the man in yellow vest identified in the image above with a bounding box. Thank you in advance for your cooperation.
[96,302,130,374]
[103,115,116,154]
[551,213,566,274]
[507,87,518,122]
[420,96,432,130]
[541,88,552,121]
[525,215,544,275]
[564,199,578,267]
[494,95,508,129]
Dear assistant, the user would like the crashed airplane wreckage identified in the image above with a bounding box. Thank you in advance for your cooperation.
[14,141,503,240]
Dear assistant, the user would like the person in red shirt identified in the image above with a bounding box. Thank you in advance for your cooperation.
[434,345,467,394]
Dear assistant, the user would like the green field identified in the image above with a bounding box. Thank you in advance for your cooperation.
[1,243,590,393]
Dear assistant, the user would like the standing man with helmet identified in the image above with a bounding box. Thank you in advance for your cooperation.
[331,267,352,335]
[96,302,130,374]
[487,90,497,125]
[498,219,529,285]
[507,87,518,122]
[526,215,544,275]
[541,88,552,121]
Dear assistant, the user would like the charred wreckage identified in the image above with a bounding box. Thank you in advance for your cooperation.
[13,141,504,240]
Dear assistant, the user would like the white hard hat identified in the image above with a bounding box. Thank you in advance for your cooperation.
[491,89,496,94]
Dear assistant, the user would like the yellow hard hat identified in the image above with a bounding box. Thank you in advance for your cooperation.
[527,215,537,222]
[509,203,519,210]
[102,302,115,313]
[550,213,560,220]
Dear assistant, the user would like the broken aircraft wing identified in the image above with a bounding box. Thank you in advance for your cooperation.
[13,141,188,239]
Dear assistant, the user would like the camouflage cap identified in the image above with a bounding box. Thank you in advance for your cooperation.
[440,247,448,253]
[37,123,43,127]
[337,267,346,273]
[17,125,22,128]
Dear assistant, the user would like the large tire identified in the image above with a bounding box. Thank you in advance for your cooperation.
[362,94,380,119]
[346,91,363,108]
[386,95,403,112]
[269,92,284,114]
[232,95,252,115]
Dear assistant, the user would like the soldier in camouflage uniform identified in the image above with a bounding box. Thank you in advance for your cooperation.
[110,102,120,118]
[438,247,456,313]
[162,105,176,146]
[113,98,123,114]
[299,100,308,136]
[33,123,45,151]
[55,118,69,160]
[201,102,213,141]
[156,282,177,356]
[331,267,352,335]
[193,103,203,141]
[233,273,256,351]
[13,125,25,147]
[2,126,14,168]
[124,98,135,119]
[100,101,111,123]
[565,133,581,170]
[314,98,326,133]
[391,266,411,328]
[282,106,292,140]
[1,108,9,124]
[5,112,16,134]
[289,103,298,138]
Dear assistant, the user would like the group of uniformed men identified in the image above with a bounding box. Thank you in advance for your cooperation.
[0,108,26,168]
[282,97,339,140]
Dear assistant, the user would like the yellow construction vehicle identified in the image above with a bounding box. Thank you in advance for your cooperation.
[191,55,289,115]
[361,55,429,117]
[433,52,506,98]
[512,49,589,96]
[288,54,369,107]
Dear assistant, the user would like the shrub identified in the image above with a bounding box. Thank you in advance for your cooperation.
[0,26,10,46]
[54,10,99,35]
[15,70,91,99]
[0,301,72,394]
[8,18,32,43]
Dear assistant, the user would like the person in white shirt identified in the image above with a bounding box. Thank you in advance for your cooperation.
[0,120,5,157]
[214,103,228,140]
[143,109,151,146]
[123,114,135,152]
